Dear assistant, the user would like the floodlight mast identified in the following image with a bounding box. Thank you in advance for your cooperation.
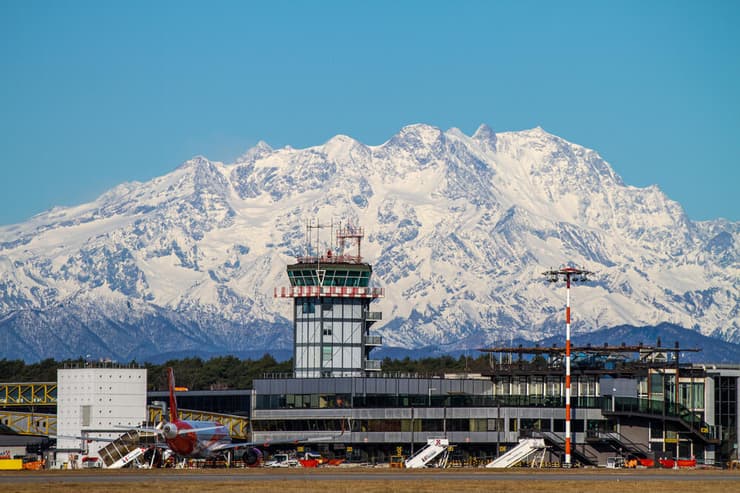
[542,266,593,468]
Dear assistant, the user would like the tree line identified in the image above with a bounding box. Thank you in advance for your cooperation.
[0,353,494,391]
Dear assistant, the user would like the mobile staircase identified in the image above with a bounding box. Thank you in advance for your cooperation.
[404,437,450,468]
[486,438,546,468]
[98,429,158,469]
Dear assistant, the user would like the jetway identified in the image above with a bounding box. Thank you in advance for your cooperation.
[147,406,249,439]
[0,410,56,436]
[0,382,57,407]
[404,437,450,468]
[486,438,546,468]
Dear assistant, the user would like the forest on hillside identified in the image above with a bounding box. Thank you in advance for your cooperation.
[0,354,495,391]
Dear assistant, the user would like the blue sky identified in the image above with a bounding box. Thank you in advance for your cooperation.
[1,0,738,224]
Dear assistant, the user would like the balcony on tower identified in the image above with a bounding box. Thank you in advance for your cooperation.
[365,335,383,347]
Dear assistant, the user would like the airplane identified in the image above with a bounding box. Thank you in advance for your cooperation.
[140,367,343,466]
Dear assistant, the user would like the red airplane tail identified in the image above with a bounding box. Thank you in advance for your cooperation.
[167,367,178,423]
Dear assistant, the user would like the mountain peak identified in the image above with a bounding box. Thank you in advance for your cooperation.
[323,134,362,151]
[524,126,552,137]
[473,123,494,139]
[322,134,368,162]
[385,124,445,156]
[395,123,443,141]
[177,155,211,170]
[472,123,497,149]
[235,141,274,164]
[254,140,272,151]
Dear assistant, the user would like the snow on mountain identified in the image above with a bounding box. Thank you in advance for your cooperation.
[0,123,737,361]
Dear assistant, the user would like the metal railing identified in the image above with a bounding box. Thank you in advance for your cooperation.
[365,335,383,346]
[539,431,599,466]
[602,396,717,442]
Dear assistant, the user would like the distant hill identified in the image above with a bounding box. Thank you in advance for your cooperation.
[542,322,740,364]
[378,323,740,364]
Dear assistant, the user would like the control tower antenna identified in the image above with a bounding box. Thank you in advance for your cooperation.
[542,265,593,468]
[305,219,330,285]
[336,221,364,263]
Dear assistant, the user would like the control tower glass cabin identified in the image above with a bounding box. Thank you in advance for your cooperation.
[275,225,384,378]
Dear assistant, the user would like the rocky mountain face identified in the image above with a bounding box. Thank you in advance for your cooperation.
[0,124,737,362]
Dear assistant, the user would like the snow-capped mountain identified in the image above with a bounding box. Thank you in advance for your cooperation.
[0,124,737,362]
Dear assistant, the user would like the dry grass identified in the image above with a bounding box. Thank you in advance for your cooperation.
[2,469,740,493]
[5,480,735,493]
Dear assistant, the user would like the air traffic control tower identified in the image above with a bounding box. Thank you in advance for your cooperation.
[274,223,384,378]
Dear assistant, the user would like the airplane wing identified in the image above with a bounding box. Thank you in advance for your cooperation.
[114,424,226,436]
[210,435,340,452]
[212,421,347,451]
[49,434,119,442]
[113,424,162,434]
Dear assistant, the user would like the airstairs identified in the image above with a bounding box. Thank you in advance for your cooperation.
[486,438,546,468]
[599,432,651,458]
[404,437,450,468]
[540,431,599,466]
[98,429,158,469]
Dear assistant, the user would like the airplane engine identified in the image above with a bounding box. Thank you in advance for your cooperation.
[243,447,263,467]
[162,422,179,440]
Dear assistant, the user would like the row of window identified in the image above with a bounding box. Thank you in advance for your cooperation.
[493,376,598,396]
[289,270,371,287]
[251,418,612,434]
[256,393,605,410]
[296,300,366,318]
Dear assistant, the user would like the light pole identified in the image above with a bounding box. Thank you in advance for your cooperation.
[543,266,593,468]
[428,387,437,407]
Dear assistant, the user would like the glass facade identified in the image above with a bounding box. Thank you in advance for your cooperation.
[295,296,368,377]
[288,267,371,287]
[147,391,250,416]
[715,375,738,462]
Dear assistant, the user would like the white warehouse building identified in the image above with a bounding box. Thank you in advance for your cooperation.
[55,365,147,468]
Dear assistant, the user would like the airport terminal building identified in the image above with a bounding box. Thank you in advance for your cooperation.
[247,225,738,467]
[250,356,737,467]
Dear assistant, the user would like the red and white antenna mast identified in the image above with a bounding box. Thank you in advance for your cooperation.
[542,265,593,468]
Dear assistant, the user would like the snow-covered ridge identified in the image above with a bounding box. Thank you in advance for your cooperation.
[0,124,737,361]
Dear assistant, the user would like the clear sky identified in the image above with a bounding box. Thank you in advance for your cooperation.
[1,0,738,225]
